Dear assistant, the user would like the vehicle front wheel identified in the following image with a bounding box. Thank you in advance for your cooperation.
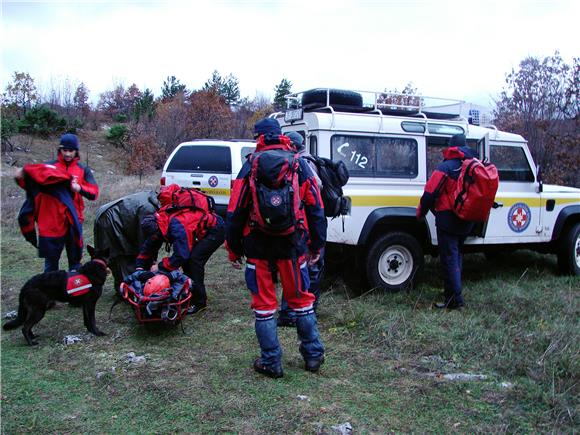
[365,232,424,292]
[558,222,580,275]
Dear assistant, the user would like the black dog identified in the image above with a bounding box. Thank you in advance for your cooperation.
[3,245,110,345]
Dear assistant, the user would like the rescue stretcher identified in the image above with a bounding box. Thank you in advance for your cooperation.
[119,271,192,324]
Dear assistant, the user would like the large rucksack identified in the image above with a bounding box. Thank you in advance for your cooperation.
[155,186,214,238]
[306,156,350,218]
[248,146,303,235]
[166,186,215,214]
[452,158,499,222]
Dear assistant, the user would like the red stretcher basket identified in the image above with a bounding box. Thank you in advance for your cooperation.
[120,280,192,324]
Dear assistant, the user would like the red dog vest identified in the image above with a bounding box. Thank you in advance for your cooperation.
[66,272,92,297]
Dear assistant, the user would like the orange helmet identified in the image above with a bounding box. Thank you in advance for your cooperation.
[143,274,170,296]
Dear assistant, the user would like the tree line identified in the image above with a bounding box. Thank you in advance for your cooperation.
[1,53,578,186]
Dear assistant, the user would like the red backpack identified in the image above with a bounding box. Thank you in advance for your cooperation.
[155,185,214,238]
[453,158,499,222]
[248,145,304,235]
[161,186,215,214]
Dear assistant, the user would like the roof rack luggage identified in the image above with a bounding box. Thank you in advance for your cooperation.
[285,88,466,120]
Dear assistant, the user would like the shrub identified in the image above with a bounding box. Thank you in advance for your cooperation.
[17,105,67,137]
[106,124,129,149]
[114,113,128,123]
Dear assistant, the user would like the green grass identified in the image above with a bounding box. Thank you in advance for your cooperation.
[1,133,579,433]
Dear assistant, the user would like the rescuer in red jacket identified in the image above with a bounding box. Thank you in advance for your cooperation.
[16,133,99,272]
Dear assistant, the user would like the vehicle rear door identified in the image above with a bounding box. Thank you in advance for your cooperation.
[162,144,232,207]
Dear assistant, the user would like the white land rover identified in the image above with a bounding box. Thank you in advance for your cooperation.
[273,88,580,291]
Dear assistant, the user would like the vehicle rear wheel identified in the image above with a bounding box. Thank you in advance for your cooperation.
[366,232,423,292]
[557,222,580,275]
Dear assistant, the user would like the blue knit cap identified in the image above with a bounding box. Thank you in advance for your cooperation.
[59,133,79,151]
[449,134,466,148]
[285,131,305,151]
[253,118,281,138]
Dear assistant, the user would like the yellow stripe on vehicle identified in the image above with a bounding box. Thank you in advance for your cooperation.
[199,188,230,196]
[350,196,420,207]
[349,195,579,208]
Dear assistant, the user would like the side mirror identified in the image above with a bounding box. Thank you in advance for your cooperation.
[537,165,543,193]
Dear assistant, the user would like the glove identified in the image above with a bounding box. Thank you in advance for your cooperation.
[23,231,38,248]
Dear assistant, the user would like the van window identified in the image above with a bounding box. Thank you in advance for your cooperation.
[331,135,418,178]
[167,145,231,173]
[310,135,318,156]
[241,146,255,161]
[490,144,534,182]
[426,138,480,177]
[427,124,464,135]
[401,121,426,133]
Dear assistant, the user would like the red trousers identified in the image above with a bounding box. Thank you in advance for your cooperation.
[245,256,315,315]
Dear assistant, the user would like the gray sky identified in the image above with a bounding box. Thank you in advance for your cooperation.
[2,0,579,107]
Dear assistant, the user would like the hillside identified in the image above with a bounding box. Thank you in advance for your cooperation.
[1,131,578,433]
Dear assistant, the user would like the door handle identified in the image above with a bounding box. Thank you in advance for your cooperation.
[492,201,503,209]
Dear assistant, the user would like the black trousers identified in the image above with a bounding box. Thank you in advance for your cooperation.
[182,220,225,307]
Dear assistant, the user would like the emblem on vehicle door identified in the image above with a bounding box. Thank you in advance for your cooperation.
[208,176,218,187]
[507,202,531,233]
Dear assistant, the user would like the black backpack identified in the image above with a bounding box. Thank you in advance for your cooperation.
[306,156,350,218]
[248,146,304,235]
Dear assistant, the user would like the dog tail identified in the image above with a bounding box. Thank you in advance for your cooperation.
[3,299,26,330]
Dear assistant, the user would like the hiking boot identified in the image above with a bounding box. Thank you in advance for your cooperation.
[253,358,283,379]
[277,316,296,328]
[304,356,325,373]
[433,301,464,310]
[187,304,207,315]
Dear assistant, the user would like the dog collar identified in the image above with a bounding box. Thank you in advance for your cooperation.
[93,258,108,269]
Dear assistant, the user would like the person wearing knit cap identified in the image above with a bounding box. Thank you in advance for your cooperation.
[226,118,326,378]
[417,133,477,310]
[15,133,99,272]
[135,183,225,315]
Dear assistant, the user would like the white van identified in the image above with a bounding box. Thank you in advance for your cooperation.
[273,88,580,290]
[161,139,255,215]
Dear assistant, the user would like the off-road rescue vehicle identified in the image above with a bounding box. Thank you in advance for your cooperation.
[272,88,580,291]
[161,139,255,215]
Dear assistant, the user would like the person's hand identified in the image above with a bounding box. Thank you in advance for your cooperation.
[150,264,159,273]
[71,176,81,193]
[230,258,244,270]
[308,253,320,266]
[14,168,24,179]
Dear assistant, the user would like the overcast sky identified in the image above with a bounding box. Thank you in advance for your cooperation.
[2,0,578,108]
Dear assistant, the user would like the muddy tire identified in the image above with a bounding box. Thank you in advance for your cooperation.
[557,222,580,275]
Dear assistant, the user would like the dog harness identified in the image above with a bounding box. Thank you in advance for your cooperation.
[66,272,92,297]
[65,259,107,297]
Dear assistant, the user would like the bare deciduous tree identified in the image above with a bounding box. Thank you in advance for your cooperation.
[494,52,579,186]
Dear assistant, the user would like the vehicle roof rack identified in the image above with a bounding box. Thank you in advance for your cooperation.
[285,88,466,121]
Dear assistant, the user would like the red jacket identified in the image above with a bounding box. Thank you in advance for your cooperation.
[136,207,221,271]
[17,153,99,241]
[47,153,99,224]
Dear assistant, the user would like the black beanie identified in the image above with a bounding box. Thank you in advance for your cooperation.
[449,134,467,148]
[59,133,79,150]
[254,118,281,138]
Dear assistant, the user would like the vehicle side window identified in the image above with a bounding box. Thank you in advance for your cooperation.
[310,135,318,156]
[167,146,231,173]
[490,144,534,182]
[331,134,417,178]
[427,138,480,177]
